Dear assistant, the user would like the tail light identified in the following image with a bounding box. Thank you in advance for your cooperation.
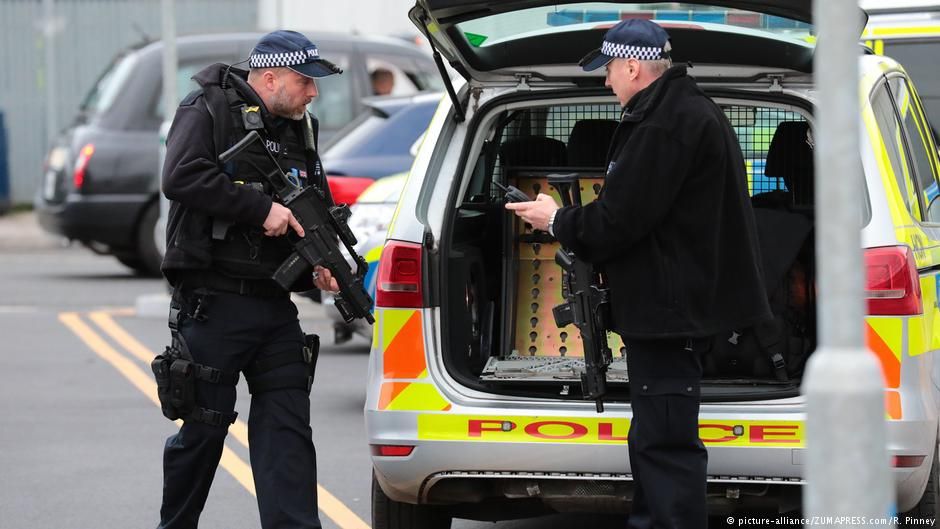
[375,240,423,308]
[370,444,415,457]
[73,144,95,189]
[865,246,922,315]
[326,175,374,206]
[892,455,926,468]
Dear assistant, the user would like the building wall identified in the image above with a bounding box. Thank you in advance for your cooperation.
[0,0,257,205]
[256,0,419,38]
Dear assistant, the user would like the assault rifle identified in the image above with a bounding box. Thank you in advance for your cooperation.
[547,173,612,413]
[219,130,375,325]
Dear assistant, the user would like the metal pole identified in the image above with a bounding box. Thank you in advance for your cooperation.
[803,0,894,521]
[158,0,177,256]
[42,0,57,147]
[161,0,178,122]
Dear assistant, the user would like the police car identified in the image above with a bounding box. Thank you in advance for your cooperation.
[366,1,940,525]
[861,0,940,137]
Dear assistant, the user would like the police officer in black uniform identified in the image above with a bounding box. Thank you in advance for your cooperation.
[157,30,342,529]
[507,20,771,528]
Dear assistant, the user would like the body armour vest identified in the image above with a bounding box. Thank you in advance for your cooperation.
[163,64,327,289]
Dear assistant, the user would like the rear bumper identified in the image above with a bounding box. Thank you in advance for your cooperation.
[367,405,936,514]
[36,193,150,250]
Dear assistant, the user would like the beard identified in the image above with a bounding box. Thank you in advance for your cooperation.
[270,85,307,120]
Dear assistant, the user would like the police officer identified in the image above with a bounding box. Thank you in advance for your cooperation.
[157,30,341,529]
[506,19,771,528]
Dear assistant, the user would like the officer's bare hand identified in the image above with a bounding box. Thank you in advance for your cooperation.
[313,265,339,293]
[505,193,559,232]
[263,203,305,237]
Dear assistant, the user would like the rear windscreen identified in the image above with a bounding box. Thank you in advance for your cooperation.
[484,102,811,204]
[80,52,139,116]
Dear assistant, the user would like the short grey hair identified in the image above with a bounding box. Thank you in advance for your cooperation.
[640,41,673,76]
[247,66,291,82]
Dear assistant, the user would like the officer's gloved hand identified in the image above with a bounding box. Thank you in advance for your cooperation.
[264,203,305,237]
[313,266,339,293]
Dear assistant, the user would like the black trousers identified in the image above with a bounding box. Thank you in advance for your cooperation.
[158,290,321,529]
[625,337,709,529]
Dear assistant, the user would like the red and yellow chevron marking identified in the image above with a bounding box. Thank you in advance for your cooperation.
[376,308,452,412]
[884,390,902,420]
[418,415,804,447]
[381,309,427,379]
[865,318,902,389]
[378,382,451,411]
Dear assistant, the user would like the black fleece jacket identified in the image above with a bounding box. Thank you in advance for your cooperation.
[162,66,274,232]
[553,66,771,339]
[161,63,314,291]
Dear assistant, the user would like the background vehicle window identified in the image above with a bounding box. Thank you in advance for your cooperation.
[326,102,437,160]
[308,54,353,131]
[871,81,923,220]
[365,55,424,96]
[888,77,940,223]
[81,53,139,116]
[882,40,940,136]
[154,61,218,120]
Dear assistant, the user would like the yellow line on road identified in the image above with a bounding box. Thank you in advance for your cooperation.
[74,310,371,529]
[58,312,257,495]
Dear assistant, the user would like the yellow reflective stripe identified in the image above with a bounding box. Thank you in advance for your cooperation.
[418,415,804,447]
[384,383,450,411]
[868,318,904,364]
[381,309,428,379]
[867,25,940,37]
[364,245,383,264]
[909,315,927,357]
[381,308,417,351]
[866,317,903,389]
[864,39,885,55]
[920,274,939,356]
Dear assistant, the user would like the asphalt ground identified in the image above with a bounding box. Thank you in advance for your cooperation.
[0,212,750,528]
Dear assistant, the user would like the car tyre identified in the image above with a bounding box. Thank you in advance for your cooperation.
[115,253,147,274]
[902,443,939,526]
[372,473,451,529]
[135,201,163,277]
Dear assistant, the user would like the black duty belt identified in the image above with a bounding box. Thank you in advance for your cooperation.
[181,271,289,299]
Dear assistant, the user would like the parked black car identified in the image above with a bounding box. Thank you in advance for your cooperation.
[36,32,442,276]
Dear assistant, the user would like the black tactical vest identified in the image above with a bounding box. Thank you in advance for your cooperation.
[201,68,327,282]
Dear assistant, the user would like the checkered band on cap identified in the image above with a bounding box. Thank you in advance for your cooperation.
[249,46,320,68]
[601,40,665,61]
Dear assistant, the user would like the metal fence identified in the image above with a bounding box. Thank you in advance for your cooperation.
[0,0,257,205]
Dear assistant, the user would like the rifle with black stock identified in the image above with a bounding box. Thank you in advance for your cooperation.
[219,130,375,325]
[547,173,613,413]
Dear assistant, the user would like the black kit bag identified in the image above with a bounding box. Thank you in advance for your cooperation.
[704,207,814,381]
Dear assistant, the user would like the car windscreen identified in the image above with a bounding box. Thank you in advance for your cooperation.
[324,101,437,160]
[80,52,139,116]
